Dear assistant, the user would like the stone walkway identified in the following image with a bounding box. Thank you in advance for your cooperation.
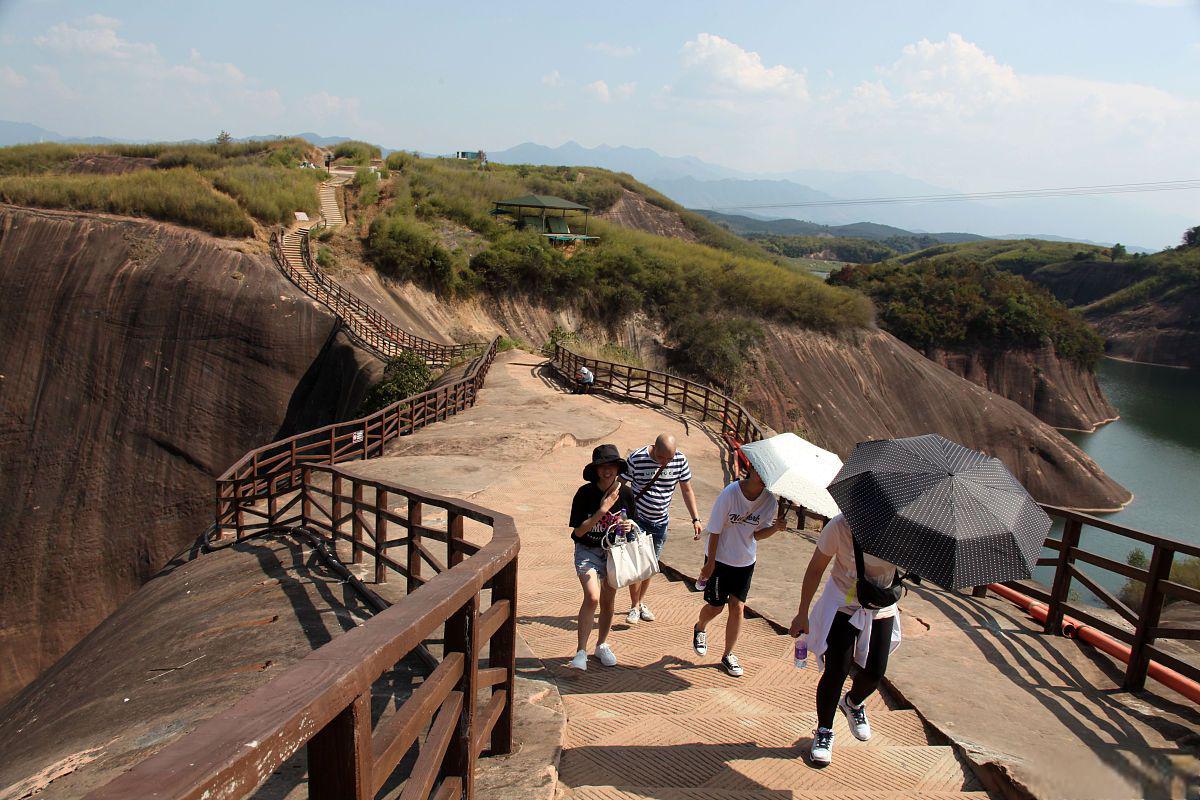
[344,351,990,799]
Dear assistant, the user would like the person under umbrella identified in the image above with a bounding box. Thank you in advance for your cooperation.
[789,433,1051,767]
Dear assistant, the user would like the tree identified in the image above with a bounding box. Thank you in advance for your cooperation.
[1183,225,1200,248]
[1110,243,1126,261]
[216,130,232,146]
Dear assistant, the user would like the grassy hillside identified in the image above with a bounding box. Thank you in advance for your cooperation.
[830,258,1105,367]
[347,157,872,385]
[888,236,1200,316]
[0,139,324,235]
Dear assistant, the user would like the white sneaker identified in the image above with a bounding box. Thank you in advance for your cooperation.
[639,603,656,622]
[594,642,617,667]
[568,649,588,671]
[839,692,872,741]
[626,607,641,625]
[810,727,834,766]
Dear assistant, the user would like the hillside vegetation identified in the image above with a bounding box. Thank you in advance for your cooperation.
[347,157,873,386]
[830,258,1105,367]
[0,139,324,234]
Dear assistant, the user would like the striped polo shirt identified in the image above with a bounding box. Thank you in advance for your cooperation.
[620,446,693,524]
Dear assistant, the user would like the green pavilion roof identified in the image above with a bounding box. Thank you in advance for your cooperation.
[493,194,590,212]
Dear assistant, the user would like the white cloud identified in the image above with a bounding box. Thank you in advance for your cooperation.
[0,67,28,89]
[587,42,637,58]
[34,15,158,60]
[584,80,634,103]
[541,69,564,87]
[585,79,611,103]
[673,33,808,100]
[880,33,1022,115]
[304,91,363,123]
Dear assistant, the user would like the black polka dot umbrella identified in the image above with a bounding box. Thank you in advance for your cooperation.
[826,433,1051,591]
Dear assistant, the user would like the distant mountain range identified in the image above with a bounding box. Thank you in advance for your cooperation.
[697,211,985,244]
[0,120,1174,248]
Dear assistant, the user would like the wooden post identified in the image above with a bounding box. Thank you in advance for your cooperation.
[301,467,312,527]
[375,488,388,585]
[443,594,479,797]
[489,557,518,755]
[332,473,344,545]
[308,692,372,800]
[448,512,464,568]
[1124,545,1174,691]
[408,498,423,595]
[351,481,364,564]
[268,476,279,528]
[1044,518,1082,635]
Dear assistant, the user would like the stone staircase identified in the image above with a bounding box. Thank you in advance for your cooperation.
[318,174,347,226]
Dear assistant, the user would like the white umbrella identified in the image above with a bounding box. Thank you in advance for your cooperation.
[740,433,843,518]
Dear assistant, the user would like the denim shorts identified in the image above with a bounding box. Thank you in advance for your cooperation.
[638,518,669,558]
[574,541,607,580]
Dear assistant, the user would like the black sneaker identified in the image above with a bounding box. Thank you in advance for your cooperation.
[721,653,743,677]
[692,626,707,656]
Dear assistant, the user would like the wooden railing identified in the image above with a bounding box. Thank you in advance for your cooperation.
[550,343,1200,694]
[87,338,515,799]
[271,229,482,367]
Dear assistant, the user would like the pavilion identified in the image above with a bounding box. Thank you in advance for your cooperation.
[491,194,599,243]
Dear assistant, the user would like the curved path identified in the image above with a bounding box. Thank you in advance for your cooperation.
[342,351,989,799]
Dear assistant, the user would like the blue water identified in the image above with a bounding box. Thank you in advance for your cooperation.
[1035,358,1200,598]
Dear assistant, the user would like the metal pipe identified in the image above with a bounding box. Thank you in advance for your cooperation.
[985,583,1200,703]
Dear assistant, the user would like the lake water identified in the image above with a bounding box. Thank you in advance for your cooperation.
[1039,357,1200,597]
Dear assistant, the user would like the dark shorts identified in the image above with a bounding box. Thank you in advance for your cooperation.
[637,518,669,558]
[703,561,754,607]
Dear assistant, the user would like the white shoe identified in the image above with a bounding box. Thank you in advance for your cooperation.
[810,727,834,766]
[569,649,588,671]
[626,607,641,625]
[839,692,872,741]
[639,603,656,622]
[594,642,617,667]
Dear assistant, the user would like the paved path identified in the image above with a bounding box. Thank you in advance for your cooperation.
[344,352,989,799]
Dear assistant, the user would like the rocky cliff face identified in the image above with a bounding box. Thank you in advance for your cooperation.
[1085,293,1200,369]
[746,326,1130,511]
[929,345,1118,431]
[0,206,381,703]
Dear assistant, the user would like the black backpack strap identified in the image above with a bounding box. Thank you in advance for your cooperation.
[852,535,867,581]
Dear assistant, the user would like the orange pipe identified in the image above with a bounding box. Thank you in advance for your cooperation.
[985,583,1200,703]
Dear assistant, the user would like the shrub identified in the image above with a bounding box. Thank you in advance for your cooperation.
[1119,548,1200,609]
[352,167,380,208]
[365,212,457,292]
[666,314,764,390]
[207,164,323,224]
[333,140,381,166]
[0,168,253,236]
[385,151,414,172]
[358,351,432,414]
[316,246,335,268]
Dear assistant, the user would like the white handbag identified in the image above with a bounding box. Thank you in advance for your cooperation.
[603,520,660,589]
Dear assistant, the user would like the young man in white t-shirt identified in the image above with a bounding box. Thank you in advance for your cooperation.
[691,464,785,677]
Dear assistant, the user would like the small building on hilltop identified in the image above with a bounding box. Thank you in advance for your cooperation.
[491,194,599,244]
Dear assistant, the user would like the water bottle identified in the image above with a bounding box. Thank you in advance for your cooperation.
[695,574,707,592]
[794,634,808,669]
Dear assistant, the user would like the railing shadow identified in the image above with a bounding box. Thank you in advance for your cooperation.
[915,586,1200,800]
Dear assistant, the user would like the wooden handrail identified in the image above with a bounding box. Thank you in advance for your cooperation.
[550,342,1200,693]
[88,337,514,799]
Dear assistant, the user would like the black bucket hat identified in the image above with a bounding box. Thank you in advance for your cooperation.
[583,444,627,482]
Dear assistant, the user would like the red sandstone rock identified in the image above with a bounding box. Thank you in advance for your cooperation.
[0,205,381,703]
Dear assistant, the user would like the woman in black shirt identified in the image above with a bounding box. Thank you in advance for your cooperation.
[568,444,637,670]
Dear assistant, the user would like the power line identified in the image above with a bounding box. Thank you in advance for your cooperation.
[699,178,1200,211]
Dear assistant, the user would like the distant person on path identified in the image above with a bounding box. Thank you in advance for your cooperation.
[568,444,637,670]
[691,464,784,677]
[574,365,595,394]
[789,513,902,766]
[620,433,703,624]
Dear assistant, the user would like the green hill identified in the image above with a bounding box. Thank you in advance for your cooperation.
[865,235,1200,367]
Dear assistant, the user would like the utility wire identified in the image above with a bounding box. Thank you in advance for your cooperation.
[699,178,1200,211]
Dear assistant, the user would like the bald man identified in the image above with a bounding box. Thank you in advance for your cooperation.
[620,434,703,623]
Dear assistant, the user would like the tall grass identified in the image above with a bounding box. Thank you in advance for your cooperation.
[0,168,254,236]
[0,139,311,176]
[207,164,324,225]
[333,141,381,166]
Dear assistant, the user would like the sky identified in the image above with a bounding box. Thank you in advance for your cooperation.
[1,0,1198,243]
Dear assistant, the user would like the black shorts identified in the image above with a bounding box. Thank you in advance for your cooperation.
[704,561,754,607]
